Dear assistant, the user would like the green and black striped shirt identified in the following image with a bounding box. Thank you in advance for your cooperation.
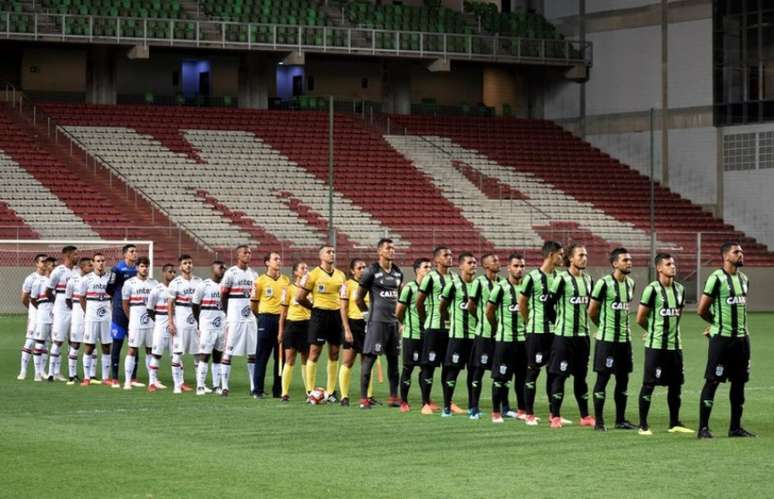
[640,280,685,350]
[591,274,635,343]
[471,274,502,339]
[398,281,422,340]
[441,274,477,339]
[418,269,448,331]
[551,270,592,337]
[520,268,558,335]
[702,269,749,338]
[488,279,526,342]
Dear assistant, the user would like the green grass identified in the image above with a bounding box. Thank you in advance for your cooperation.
[1,313,772,498]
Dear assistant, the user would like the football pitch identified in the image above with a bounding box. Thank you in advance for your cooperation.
[1,313,772,498]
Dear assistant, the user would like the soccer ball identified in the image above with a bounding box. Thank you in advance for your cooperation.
[308,387,326,405]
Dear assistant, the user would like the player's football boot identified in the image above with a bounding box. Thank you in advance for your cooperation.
[728,427,757,438]
[491,412,504,424]
[399,402,410,413]
[579,415,596,427]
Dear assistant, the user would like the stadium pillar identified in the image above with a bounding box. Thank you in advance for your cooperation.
[579,0,586,138]
[382,62,411,115]
[238,53,272,109]
[86,46,116,105]
[660,0,670,187]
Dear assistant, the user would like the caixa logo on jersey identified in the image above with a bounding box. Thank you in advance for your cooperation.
[612,302,630,311]
[570,296,589,305]
[241,306,251,318]
[538,294,549,302]
[459,302,469,310]
[508,304,519,312]
[97,307,107,318]
[659,308,682,317]
[140,312,151,325]
[379,290,398,299]
[726,296,746,305]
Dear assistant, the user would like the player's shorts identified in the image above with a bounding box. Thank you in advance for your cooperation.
[492,340,516,381]
[282,320,309,353]
[51,310,71,343]
[402,337,423,366]
[224,319,258,357]
[26,313,36,340]
[172,325,199,355]
[704,335,750,384]
[643,347,684,386]
[111,322,128,341]
[128,327,154,349]
[363,321,400,356]
[421,328,449,367]
[198,327,225,355]
[445,337,473,368]
[84,320,111,345]
[151,322,172,356]
[308,309,342,347]
[593,340,633,375]
[549,335,590,377]
[525,333,553,369]
[513,340,528,376]
[470,336,495,369]
[34,322,52,342]
[343,319,366,353]
[70,316,85,343]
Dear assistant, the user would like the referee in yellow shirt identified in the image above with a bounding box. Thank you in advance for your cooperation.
[278,261,311,402]
[296,245,346,403]
[339,258,372,406]
[251,251,290,398]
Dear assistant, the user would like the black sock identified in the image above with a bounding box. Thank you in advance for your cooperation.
[492,381,503,413]
[443,366,459,411]
[639,384,655,429]
[420,365,434,405]
[110,337,123,380]
[614,373,629,423]
[470,366,484,411]
[514,365,526,411]
[524,367,540,415]
[465,368,474,410]
[550,374,566,418]
[574,376,589,418]
[360,354,376,400]
[400,366,414,403]
[593,373,611,424]
[699,380,719,429]
[501,380,511,412]
[667,384,682,427]
[729,381,745,431]
[546,370,555,412]
[387,354,399,398]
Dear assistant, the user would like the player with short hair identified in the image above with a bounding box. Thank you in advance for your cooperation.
[192,261,226,396]
[357,238,404,410]
[278,261,311,402]
[396,257,432,412]
[636,253,692,436]
[46,245,78,382]
[415,246,454,415]
[65,257,93,384]
[467,253,503,419]
[121,257,157,390]
[167,254,201,394]
[106,244,138,387]
[296,245,346,403]
[548,243,595,428]
[220,245,259,397]
[518,240,563,426]
[251,251,290,399]
[338,258,372,406]
[17,254,47,381]
[696,241,756,438]
[79,253,112,386]
[30,257,56,382]
[487,253,527,423]
[588,247,637,431]
[439,252,478,418]
[146,264,176,392]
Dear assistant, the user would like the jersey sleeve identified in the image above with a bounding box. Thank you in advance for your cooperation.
[252,277,262,302]
[591,278,607,302]
[301,269,316,292]
[22,275,33,294]
[470,278,483,302]
[520,273,534,296]
[488,284,502,305]
[79,276,89,296]
[48,268,60,290]
[121,281,132,301]
[65,279,74,299]
[418,273,433,295]
[339,280,350,300]
[359,266,375,291]
[146,288,158,310]
[398,284,412,305]
[549,273,565,296]
[280,288,289,308]
[166,281,177,301]
[191,283,204,305]
[702,273,720,297]
[440,279,454,302]
[220,270,233,293]
[640,284,656,308]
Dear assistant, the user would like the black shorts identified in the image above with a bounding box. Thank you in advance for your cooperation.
[307,309,342,347]
[643,347,684,386]
[491,341,516,381]
[525,333,553,369]
[549,335,590,377]
[363,321,400,356]
[513,340,527,376]
[402,337,423,366]
[593,340,633,375]
[444,337,473,368]
[282,320,309,354]
[343,319,366,353]
[421,328,449,367]
[470,336,495,369]
[704,335,751,383]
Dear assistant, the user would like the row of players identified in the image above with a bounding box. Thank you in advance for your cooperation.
[18,239,753,438]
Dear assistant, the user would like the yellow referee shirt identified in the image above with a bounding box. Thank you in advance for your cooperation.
[252,273,290,315]
[302,266,346,311]
[282,284,311,322]
[340,278,369,320]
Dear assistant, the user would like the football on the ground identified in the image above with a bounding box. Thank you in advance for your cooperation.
[308,387,326,405]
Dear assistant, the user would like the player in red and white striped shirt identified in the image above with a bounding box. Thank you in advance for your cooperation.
[121,257,157,390]
[146,264,177,391]
[192,261,226,395]
[65,257,93,384]
[167,255,202,394]
[46,245,78,382]
[18,254,47,381]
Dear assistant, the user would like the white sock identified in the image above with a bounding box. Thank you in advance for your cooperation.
[41,347,48,374]
[171,353,183,388]
[145,354,151,376]
[68,347,79,378]
[211,362,221,389]
[124,355,136,385]
[20,339,34,375]
[221,362,231,390]
[83,352,93,379]
[101,354,111,381]
[247,361,255,393]
[196,361,208,389]
[149,356,159,386]
[48,343,61,378]
[34,342,46,377]
[90,354,97,378]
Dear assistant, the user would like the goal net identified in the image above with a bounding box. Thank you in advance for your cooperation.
[0,239,154,314]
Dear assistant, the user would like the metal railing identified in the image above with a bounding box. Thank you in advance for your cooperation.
[1,11,592,66]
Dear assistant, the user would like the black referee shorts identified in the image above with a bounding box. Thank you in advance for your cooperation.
[307,309,342,347]
[549,335,590,377]
[643,347,684,386]
[282,319,309,354]
[343,318,366,353]
[704,335,750,383]
[593,340,633,376]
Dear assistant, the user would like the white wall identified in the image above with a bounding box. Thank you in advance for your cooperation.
[667,19,713,108]
[669,127,716,205]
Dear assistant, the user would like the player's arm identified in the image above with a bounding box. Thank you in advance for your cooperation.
[45,270,57,302]
[396,285,411,323]
[30,285,39,308]
[146,290,156,322]
[636,304,650,331]
[105,265,119,297]
[192,284,203,324]
[356,267,374,313]
[121,283,131,318]
[21,290,30,308]
[439,280,453,323]
[340,285,353,344]
[251,279,261,315]
[416,273,433,327]
[78,279,87,312]
[65,279,74,310]
[588,279,605,326]
[518,274,532,323]
[278,289,289,343]
[295,272,314,310]
[220,271,231,314]
[636,284,655,332]
[486,287,499,329]
[167,286,177,335]
[467,280,479,316]
[697,276,717,325]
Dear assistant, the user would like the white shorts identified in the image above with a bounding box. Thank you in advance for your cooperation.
[34,322,52,342]
[84,320,111,345]
[51,311,71,343]
[151,324,172,356]
[224,320,257,357]
[172,325,199,355]
[26,316,36,340]
[128,328,154,349]
[198,327,225,355]
[70,316,85,343]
